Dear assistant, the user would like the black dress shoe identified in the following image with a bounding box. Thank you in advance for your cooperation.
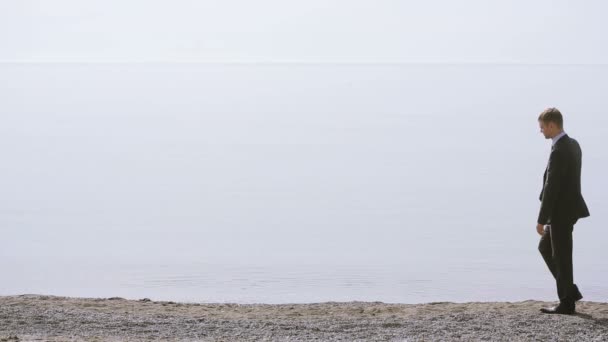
[540,304,575,315]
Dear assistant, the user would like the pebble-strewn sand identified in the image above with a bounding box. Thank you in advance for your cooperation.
[1,295,608,341]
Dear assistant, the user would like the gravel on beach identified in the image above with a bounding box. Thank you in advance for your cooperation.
[1,295,608,341]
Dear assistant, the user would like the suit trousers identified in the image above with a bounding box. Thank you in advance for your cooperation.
[538,221,576,304]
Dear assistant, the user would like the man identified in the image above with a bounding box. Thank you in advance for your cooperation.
[536,107,590,315]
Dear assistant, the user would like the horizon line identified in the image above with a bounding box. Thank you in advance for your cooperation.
[1,60,607,66]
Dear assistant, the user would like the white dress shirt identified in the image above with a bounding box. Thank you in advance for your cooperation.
[552,131,566,146]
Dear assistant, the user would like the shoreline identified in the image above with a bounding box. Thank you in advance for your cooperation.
[1,294,608,341]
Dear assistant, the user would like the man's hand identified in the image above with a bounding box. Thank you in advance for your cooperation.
[537,223,545,236]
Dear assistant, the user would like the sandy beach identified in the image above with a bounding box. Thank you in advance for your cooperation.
[1,295,607,341]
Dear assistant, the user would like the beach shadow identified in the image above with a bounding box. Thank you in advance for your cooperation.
[575,312,608,328]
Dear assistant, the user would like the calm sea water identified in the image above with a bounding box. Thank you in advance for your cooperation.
[0,63,606,304]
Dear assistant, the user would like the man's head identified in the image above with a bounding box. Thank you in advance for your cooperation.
[538,107,564,139]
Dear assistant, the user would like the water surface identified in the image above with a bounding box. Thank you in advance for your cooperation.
[1,63,606,303]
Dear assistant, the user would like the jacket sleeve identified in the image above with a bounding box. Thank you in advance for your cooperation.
[539,171,546,201]
[537,149,565,224]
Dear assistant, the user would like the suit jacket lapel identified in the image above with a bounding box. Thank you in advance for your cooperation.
[544,134,568,182]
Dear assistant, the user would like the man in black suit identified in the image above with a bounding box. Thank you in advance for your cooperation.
[536,107,590,315]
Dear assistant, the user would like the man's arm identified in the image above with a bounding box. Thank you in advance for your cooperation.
[539,170,546,201]
[537,149,565,224]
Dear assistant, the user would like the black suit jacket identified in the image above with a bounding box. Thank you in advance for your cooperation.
[538,134,590,225]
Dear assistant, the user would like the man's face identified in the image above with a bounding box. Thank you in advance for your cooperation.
[538,120,556,139]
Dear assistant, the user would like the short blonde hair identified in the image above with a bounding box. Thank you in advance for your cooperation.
[538,107,563,128]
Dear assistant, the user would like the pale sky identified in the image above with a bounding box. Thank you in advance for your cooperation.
[1,0,607,64]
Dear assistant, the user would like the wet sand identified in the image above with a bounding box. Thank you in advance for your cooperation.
[1,295,608,341]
